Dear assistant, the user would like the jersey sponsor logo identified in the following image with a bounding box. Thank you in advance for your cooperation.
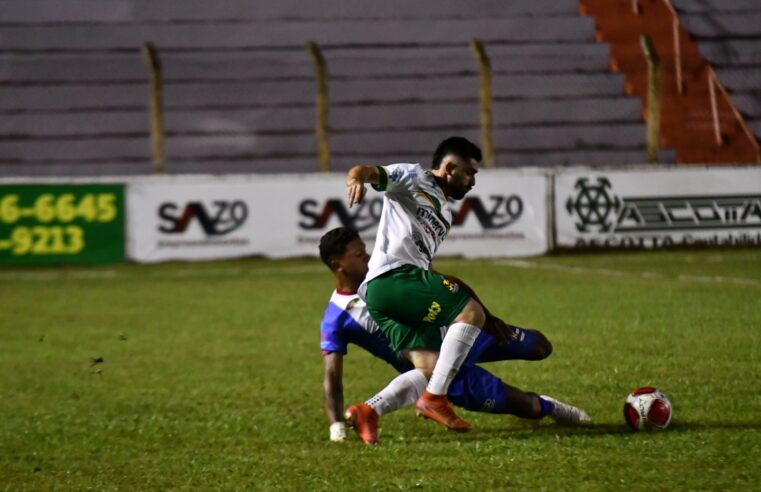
[416,207,448,241]
[158,201,248,235]
[422,301,441,323]
[412,232,432,263]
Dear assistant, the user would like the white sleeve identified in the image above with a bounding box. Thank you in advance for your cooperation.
[372,163,424,195]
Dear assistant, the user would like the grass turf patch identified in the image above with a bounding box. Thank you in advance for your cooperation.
[1,248,760,490]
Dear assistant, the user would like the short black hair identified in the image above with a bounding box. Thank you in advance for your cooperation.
[319,227,360,270]
[431,136,482,169]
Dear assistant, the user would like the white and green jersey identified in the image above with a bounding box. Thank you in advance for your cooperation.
[358,163,452,299]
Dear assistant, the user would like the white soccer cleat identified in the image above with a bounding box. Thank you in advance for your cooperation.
[541,395,591,424]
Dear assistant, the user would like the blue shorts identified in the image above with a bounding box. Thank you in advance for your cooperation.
[447,364,509,413]
[466,326,540,364]
[446,326,540,413]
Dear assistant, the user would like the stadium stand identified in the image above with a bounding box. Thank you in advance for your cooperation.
[580,0,761,164]
[1,0,669,176]
[673,0,761,145]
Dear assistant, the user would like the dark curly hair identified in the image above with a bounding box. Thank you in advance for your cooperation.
[319,227,360,270]
[431,136,482,170]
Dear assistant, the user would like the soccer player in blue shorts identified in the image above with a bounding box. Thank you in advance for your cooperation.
[319,227,590,443]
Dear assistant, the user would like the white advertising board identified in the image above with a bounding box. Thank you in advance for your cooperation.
[554,167,761,249]
[292,169,549,258]
[436,170,548,258]
[127,179,262,262]
[127,170,549,262]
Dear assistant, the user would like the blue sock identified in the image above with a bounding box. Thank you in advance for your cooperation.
[537,395,554,418]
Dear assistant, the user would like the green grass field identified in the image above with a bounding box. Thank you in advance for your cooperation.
[2,248,760,491]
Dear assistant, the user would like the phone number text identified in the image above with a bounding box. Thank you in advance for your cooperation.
[0,193,117,224]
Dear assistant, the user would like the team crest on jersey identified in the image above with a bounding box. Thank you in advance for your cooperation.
[442,278,459,293]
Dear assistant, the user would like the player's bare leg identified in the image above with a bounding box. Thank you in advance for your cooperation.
[499,384,589,423]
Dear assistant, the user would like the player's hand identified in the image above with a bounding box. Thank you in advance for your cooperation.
[329,422,347,442]
[346,178,367,208]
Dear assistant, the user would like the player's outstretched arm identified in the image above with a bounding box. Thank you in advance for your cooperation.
[323,352,346,441]
[346,165,380,208]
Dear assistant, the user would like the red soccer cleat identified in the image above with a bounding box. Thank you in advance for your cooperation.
[415,391,471,432]
[344,403,379,444]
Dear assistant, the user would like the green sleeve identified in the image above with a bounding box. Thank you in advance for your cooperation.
[371,166,388,192]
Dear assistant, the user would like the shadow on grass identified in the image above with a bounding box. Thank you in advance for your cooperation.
[381,420,761,444]
[487,420,761,438]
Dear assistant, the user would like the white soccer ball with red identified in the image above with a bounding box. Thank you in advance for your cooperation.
[623,387,672,431]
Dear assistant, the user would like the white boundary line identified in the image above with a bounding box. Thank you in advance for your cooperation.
[3,260,759,287]
[495,259,761,287]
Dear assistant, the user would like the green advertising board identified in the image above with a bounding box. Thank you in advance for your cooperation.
[0,184,125,265]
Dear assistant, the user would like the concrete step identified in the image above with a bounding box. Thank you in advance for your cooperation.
[0,157,323,177]
[672,0,761,14]
[0,134,317,161]
[680,13,761,39]
[699,40,761,66]
[0,0,583,23]
[0,45,614,84]
[0,17,596,52]
[0,97,646,139]
[0,72,629,112]
[716,68,761,93]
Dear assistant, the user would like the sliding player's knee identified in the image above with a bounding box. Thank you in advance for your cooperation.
[530,330,553,360]
[454,298,486,327]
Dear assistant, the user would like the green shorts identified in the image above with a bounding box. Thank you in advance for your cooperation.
[365,264,471,352]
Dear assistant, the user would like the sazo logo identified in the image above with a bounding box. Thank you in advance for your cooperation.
[158,201,248,235]
[299,195,523,231]
[452,195,523,229]
[299,198,383,232]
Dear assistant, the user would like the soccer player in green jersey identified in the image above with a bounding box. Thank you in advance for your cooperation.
[344,136,492,434]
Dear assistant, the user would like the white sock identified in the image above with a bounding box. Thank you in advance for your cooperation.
[427,322,480,395]
[365,369,428,417]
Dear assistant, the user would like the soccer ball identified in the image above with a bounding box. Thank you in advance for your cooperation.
[623,387,672,431]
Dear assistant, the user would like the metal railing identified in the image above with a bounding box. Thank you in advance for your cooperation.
[307,42,331,173]
[640,35,661,164]
[470,38,494,169]
[636,0,760,161]
[662,0,683,95]
[141,42,165,174]
[139,40,499,173]
[707,67,761,160]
